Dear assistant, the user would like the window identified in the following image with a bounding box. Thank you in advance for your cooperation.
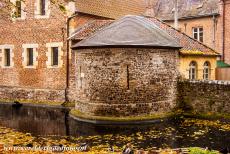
[22,44,38,68]
[11,0,25,20]
[39,0,46,15]
[189,61,197,80]
[46,42,63,68]
[193,27,203,42]
[203,61,211,80]
[27,48,34,66]
[15,0,22,18]
[51,47,59,66]
[0,45,14,68]
[4,49,11,67]
[35,0,50,18]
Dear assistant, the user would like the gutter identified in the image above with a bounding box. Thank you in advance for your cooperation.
[65,13,78,103]
[162,13,220,22]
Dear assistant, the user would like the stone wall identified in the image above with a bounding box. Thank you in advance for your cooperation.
[69,48,179,117]
[0,86,65,103]
[178,80,230,114]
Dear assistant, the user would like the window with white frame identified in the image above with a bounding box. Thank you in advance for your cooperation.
[189,61,197,80]
[46,42,63,68]
[203,61,211,80]
[22,44,38,68]
[35,0,50,18]
[0,45,14,68]
[193,27,203,42]
[10,0,26,20]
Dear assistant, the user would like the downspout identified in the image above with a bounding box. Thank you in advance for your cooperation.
[222,0,226,61]
[212,15,216,49]
[174,0,178,29]
[65,13,77,103]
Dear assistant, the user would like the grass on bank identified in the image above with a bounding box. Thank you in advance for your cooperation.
[0,99,64,106]
[189,147,219,154]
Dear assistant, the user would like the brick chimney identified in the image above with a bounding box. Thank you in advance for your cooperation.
[144,0,156,17]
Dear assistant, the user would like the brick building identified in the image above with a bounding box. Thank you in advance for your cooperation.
[148,0,230,64]
[0,0,72,103]
[0,0,148,103]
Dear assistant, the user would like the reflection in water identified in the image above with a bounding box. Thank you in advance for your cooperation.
[0,102,229,151]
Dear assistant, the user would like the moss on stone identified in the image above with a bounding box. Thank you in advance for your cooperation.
[183,112,230,120]
[70,109,175,122]
[61,102,75,107]
[0,98,63,106]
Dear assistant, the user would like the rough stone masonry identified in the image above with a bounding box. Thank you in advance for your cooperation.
[68,48,180,116]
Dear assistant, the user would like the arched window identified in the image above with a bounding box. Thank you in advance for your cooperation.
[203,61,211,80]
[189,61,197,80]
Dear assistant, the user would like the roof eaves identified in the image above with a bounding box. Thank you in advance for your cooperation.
[162,13,220,21]
[72,45,182,50]
[149,17,220,56]
[76,11,115,20]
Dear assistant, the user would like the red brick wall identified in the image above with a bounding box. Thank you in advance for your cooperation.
[224,0,230,64]
[0,0,67,90]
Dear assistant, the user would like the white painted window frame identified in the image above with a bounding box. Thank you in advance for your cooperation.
[203,61,211,80]
[192,27,203,42]
[10,0,26,20]
[22,44,39,69]
[34,0,50,19]
[46,42,63,68]
[0,45,14,68]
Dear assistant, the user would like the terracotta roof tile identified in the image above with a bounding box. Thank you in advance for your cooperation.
[75,0,146,19]
[71,16,219,56]
[147,17,219,56]
[69,20,113,40]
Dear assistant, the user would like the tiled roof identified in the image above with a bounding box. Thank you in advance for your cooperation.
[75,0,146,19]
[153,0,220,20]
[71,16,219,56]
[74,0,219,20]
[69,20,113,40]
[72,16,181,49]
[147,17,219,56]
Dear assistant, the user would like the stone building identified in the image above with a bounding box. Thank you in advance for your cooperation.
[0,0,154,103]
[70,15,219,81]
[70,16,181,116]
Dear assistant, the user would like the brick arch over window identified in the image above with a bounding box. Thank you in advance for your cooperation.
[189,61,197,80]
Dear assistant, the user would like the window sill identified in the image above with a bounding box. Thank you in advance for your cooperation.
[12,17,26,21]
[47,65,62,69]
[1,66,13,69]
[24,66,36,69]
[34,15,50,19]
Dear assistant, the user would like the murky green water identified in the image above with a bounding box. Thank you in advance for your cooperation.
[0,103,229,151]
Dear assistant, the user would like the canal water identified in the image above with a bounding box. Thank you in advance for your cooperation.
[0,102,229,151]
